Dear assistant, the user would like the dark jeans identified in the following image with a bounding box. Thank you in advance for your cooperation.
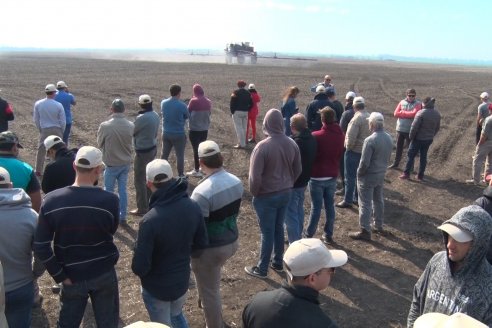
[392,131,410,166]
[63,123,72,145]
[477,126,482,145]
[189,130,208,171]
[58,268,119,328]
[404,139,433,178]
[5,280,34,328]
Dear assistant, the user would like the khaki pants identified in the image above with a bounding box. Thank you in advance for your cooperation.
[472,140,492,183]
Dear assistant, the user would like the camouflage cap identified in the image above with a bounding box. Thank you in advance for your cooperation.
[0,131,23,148]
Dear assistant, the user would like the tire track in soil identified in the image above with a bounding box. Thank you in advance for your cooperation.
[378,78,402,105]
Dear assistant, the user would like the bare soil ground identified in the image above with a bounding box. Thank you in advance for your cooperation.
[1,53,491,327]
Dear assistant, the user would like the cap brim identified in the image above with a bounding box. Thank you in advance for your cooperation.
[17,143,23,149]
[437,223,473,242]
[324,250,348,268]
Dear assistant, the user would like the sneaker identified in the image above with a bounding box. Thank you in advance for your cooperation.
[465,179,478,185]
[399,173,410,180]
[244,266,267,279]
[129,209,146,216]
[248,138,256,144]
[349,229,371,241]
[336,201,353,208]
[233,144,244,149]
[270,262,284,273]
[186,169,203,178]
[322,235,334,245]
[388,163,398,169]
[335,188,345,196]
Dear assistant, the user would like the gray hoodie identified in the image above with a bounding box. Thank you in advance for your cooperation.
[407,205,492,327]
[0,188,37,292]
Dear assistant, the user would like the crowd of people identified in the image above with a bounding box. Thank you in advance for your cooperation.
[0,75,491,328]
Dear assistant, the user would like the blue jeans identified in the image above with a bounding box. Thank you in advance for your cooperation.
[58,268,119,328]
[285,187,306,243]
[5,280,34,328]
[344,150,361,203]
[305,178,337,238]
[142,289,189,328]
[404,139,433,177]
[104,164,130,221]
[63,123,72,145]
[358,175,385,231]
[253,191,291,275]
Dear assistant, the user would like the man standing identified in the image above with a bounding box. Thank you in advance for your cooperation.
[467,103,492,185]
[285,113,317,243]
[161,84,189,177]
[0,167,38,328]
[33,84,66,175]
[245,108,301,278]
[0,131,41,212]
[132,159,207,327]
[230,80,253,149]
[310,74,335,93]
[0,91,14,133]
[325,89,344,123]
[337,96,370,208]
[407,205,492,327]
[349,112,393,241]
[476,92,490,145]
[55,81,76,145]
[388,89,422,169]
[130,94,160,217]
[336,91,357,196]
[34,146,120,328]
[242,238,347,327]
[42,135,77,194]
[190,140,244,328]
[305,85,332,131]
[305,108,344,244]
[97,98,134,224]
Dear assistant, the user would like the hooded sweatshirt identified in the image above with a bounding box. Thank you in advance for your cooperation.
[0,188,37,292]
[249,109,302,197]
[407,205,492,327]
[131,178,208,301]
[188,84,212,131]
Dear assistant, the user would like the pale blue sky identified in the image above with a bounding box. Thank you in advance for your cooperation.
[1,0,488,61]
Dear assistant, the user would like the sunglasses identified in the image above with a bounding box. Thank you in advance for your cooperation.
[407,95,416,97]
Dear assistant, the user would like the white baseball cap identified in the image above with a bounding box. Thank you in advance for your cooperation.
[146,159,173,183]
[248,83,256,90]
[0,167,11,185]
[438,223,473,242]
[56,81,68,88]
[367,112,384,123]
[44,135,64,150]
[353,96,365,105]
[480,92,489,99]
[284,238,347,278]
[345,91,356,100]
[414,312,487,328]
[198,140,220,158]
[45,84,57,93]
[124,321,170,328]
[74,146,104,168]
[138,94,152,105]
[315,85,326,93]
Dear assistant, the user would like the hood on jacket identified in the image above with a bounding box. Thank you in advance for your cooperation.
[262,108,285,137]
[440,205,492,275]
[149,177,189,209]
[192,84,204,97]
[0,188,32,208]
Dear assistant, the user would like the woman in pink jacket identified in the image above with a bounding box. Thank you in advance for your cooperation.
[246,83,261,143]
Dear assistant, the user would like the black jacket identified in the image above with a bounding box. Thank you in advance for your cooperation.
[292,128,317,188]
[230,88,253,114]
[131,178,208,301]
[0,97,14,133]
[474,186,492,264]
[330,100,344,123]
[242,283,338,328]
[305,93,333,131]
[42,148,77,194]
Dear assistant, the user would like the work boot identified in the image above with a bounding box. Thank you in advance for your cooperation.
[349,229,371,241]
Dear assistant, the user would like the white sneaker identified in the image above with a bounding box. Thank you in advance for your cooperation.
[187,169,203,177]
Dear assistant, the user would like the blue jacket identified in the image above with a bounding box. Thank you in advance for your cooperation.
[161,97,189,135]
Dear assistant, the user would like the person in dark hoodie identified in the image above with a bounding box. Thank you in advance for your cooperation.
[41,135,77,194]
[230,80,253,149]
[187,84,212,178]
[305,85,333,131]
[284,113,317,243]
[407,205,492,327]
[132,159,208,327]
[304,108,344,244]
[245,109,301,278]
[473,186,492,264]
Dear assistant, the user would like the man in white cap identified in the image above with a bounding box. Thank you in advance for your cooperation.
[0,166,38,327]
[34,146,120,328]
[476,92,490,145]
[242,238,347,327]
[190,140,243,328]
[41,135,77,194]
[305,85,333,131]
[467,103,492,185]
[130,94,160,217]
[132,159,207,327]
[349,112,393,241]
[407,205,492,327]
[54,81,76,145]
[33,83,66,175]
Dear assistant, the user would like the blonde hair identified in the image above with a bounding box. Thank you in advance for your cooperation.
[283,86,299,102]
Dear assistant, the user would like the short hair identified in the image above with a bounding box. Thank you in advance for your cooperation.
[169,84,181,97]
[152,174,172,188]
[290,113,307,131]
[319,107,335,124]
[46,91,56,96]
[200,153,223,169]
[74,165,95,174]
[370,120,384,130]
[354,102,365,110]
[237,80,247,88]
[139,102,153,110]
[406,88,416,95]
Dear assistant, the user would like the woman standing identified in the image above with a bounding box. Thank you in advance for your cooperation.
[246,83,261,143]
[280,86,299,136]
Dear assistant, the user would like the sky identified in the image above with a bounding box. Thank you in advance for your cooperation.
[1,0,489,61]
